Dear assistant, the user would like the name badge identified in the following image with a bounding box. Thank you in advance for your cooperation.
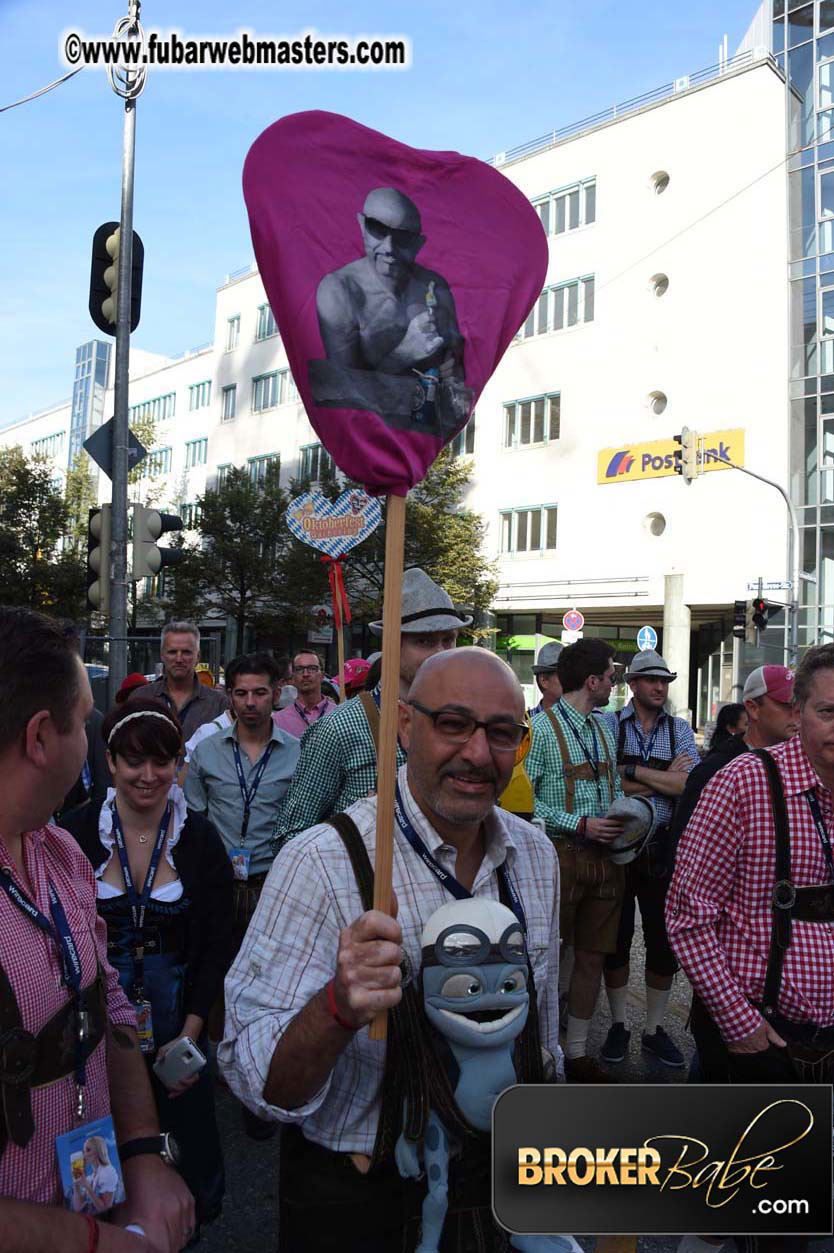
[57,1114,126,1214]
[134,999,155,1055]
[230,848,252,881]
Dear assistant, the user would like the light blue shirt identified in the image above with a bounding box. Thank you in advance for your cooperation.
[184,720,300,874]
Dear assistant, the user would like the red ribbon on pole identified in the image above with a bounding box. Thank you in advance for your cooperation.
[320,556,351,630]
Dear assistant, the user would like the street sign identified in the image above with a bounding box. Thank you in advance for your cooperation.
[83,417,147,480]
[746,580,791,591]
[563,609,584,632]
[637,625,658,652]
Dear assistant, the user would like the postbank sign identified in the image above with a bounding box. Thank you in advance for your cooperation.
[597,428,744,485]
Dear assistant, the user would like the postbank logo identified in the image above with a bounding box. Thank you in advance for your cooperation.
[597,428,745,485]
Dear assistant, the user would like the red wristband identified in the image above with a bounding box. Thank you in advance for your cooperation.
[83,1215,100,1253]
[326,978,357,1031]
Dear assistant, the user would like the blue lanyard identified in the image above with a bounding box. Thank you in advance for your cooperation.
[393,782,527,933]
[111,802,171,999]
[557,702,600,779]
[232,739,275,845]
[0,869,89,1094]
[294,699,326,726]
[805,791,834,884]
[630,714,663,764]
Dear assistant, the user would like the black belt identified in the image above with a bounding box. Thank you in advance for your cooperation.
[0,966,107,1156]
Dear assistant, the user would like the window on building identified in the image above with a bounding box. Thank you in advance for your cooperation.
[181,502,202,529]
[503,395,560,448]
[31,432,65,459]
[521,278,594,340]
[227,315,240,350]
[185,438,208,469]
[532,179,596,235]
[216,464,231,488]
[221,384,236,421]
[129,393,176,424]
[450,412,476,456]
[248,453,280,486]
[300,442,334,481]
[252,368,298,412]
[256,304,278,341]
[144,447,172,477]
[498,505,558,553]
[188,381,211,411]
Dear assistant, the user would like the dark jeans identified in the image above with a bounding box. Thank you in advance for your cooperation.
[603,839,679,977]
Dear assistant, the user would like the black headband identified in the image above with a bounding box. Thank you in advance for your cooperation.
[400,606,468,625]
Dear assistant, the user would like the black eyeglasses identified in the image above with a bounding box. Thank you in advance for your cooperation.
[293,665,321,674]
[407,699,528,751]
[362,214,419,248]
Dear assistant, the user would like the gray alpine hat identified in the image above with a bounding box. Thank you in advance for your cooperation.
[368,567,473,637]
[532,641,563,675]
[624,649,677,682]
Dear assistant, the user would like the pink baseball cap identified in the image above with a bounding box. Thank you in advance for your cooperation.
[742,665,795,705]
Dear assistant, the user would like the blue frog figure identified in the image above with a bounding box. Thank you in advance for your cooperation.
[395,897,581,1253]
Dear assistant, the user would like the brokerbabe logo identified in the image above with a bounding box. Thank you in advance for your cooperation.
[492,1085,832,1237]
[605,450,634,477]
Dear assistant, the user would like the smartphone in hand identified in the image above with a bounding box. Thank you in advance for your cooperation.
[153,1037,207,1089]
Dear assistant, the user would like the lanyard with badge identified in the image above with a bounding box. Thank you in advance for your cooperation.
[557,701,603,805]
[804,791,834,883]
[392,782,527,933]
[0,868,127,1210]
[231,739,275,880]
[111,802,171,1054]
[631,715,662,764]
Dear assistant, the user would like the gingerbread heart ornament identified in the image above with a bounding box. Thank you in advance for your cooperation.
[243,111,548,495]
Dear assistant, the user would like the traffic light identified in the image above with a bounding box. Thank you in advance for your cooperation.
[86,505,111,615]
[131,505,184,581]
[733,600,747,641]
[673,427,699,483]
[89,221,144,336]
[752,597,784,632]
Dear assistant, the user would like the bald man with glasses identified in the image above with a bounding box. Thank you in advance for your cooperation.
[220,647,562,1252]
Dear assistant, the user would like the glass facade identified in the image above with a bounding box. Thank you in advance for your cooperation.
[68,340,110,466]
[781,0,834,646]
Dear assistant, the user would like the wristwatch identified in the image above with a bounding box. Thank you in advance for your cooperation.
[119,1132,181,1168]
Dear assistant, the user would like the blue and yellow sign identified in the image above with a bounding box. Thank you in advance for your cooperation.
[597,428,744,485]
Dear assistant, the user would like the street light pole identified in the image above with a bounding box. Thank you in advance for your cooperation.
[723,460,800,666]
[106,2,146,707]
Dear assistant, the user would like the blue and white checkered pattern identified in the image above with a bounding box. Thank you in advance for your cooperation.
[600,702,699,826]
[285,489,382,558]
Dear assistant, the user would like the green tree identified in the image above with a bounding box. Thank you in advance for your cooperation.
[184,461,292,645]
[63,451,98,560]
[0,446,87,619]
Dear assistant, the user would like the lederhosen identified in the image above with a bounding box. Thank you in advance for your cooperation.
[0,961,107,1158]
[278,787,545,1252]
[603,712,681,977]
[692,749,834,1085]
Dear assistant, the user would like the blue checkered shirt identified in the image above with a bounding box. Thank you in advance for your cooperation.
[600,701,698,827]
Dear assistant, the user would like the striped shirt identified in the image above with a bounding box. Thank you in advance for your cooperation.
[667,733,834,1042]
[527,700,623,837]
[0,824,136,1204]
[601,701,698,827]
[219,764,562,1152]
[275,685,407,843]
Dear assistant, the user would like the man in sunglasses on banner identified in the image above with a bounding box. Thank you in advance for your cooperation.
[310,187,471,434]
[220,647,562,1253]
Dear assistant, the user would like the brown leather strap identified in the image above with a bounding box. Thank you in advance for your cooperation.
[0,968,107,1159]
[544,708,577,812]
[358,691,380,758]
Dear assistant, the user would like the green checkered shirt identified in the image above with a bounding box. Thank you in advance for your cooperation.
[275,686,407,845]
[526,701,622,837]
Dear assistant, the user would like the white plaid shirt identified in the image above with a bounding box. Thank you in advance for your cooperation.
[219,764,562,1153]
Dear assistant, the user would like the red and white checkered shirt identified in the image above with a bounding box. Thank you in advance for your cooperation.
[0,824,135,1205]
[667,734,834,1043]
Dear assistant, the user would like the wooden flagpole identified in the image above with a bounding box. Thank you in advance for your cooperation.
[369,491,407,1041]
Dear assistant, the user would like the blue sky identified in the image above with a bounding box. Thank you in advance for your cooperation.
[1,0,761,428]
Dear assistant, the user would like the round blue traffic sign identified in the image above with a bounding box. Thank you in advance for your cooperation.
[637,625,658,652]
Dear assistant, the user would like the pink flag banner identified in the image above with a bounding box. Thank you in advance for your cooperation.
[243,110,548,496]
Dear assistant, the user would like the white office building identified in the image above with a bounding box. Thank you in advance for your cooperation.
[1,44,797,728]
